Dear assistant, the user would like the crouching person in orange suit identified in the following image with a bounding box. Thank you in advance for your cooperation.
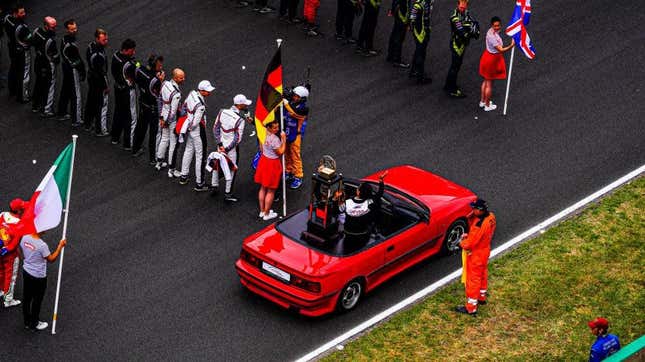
[456,198,496,316]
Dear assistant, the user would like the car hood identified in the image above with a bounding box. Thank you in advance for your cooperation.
[363,165,476,209]
[243,227,342,277]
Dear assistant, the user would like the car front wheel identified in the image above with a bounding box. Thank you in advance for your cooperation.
[337,279,363,312]
[442,219,468,255]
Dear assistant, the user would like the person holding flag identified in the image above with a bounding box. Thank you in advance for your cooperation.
[20,233,66,331]
[0,198,27,308]
[479,16,514,112]
[255,120,286,221]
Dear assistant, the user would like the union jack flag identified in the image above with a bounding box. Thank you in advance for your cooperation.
[506,0,536,59]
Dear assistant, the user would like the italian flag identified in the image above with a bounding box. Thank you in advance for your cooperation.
[20,143,74,234]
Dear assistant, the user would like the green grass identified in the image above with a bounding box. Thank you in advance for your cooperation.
[323,177,645,361]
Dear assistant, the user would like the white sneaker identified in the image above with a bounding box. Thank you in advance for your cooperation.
[4,299,21,308]
[161,162,168,168]
[479,101,486,108]
[36,321,48,330]
[259,211,266,218]
[155,162,162,171]
[263,210,278,221]
[484,103,498,112]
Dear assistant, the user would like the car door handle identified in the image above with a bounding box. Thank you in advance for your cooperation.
[386,245,395,252]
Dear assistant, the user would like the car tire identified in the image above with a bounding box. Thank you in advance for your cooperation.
[336,279,363,313]
[441,219,468,255]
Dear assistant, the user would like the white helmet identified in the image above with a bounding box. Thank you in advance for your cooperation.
[293,86,309,98]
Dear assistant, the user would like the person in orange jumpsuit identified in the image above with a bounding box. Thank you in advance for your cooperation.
[303,0,321,36]
[456,198,496,315]
[0,198,27,308]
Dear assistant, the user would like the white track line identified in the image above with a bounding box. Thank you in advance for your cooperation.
[295,164,645,362]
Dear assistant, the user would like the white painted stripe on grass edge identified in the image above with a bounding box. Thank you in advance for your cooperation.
[296,164,645,362]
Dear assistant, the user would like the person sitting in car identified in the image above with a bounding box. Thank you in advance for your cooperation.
[342,171,387,243]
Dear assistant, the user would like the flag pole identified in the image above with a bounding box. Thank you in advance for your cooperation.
[51,134,78,335]
[277,38,287,217]
[502,46,515,116]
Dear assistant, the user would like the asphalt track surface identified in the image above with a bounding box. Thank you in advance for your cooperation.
[0,0,643,360]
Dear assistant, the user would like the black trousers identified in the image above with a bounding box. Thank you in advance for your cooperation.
[444,46,465,92]
[279,0,299,18]
[357,5,379,50]
[132,104,160,162]
[111,87,136,148]
[335,0,355,38]
[22,271,47,329]
[410,37,429,79]
[8,49,30,102]
[58,67,83,124]
[387,16,407,63]
[32,58,56,113]
[84,80,108,132]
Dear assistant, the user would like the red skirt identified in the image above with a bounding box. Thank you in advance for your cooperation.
[254,155,282,189]
[479,50,507,80]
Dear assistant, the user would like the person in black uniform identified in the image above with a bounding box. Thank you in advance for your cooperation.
[444,0,479,98]
[4,4,32,103]
[110,38,137,147]
[31,16,59,117]
[132,54,164,163]
[84,28,109,135]
[342,171,387,244]
[356,0,381,56]
[335,0,358,42]
[409,0,433,84]
[57,19,86,126]
[386,0,410,68]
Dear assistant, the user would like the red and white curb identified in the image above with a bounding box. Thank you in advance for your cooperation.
[295,164,645,362]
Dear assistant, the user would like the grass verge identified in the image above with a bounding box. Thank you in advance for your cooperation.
[323,177,645,361]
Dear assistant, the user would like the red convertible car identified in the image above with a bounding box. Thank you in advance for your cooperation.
[235,165,477,316]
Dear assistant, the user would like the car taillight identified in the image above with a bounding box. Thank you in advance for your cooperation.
[240,249,261,267]
[291,275,321,294]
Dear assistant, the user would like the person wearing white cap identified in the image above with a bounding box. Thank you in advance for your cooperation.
[178,80,214,191]
[210,94,253,202]
[283,85,310,190]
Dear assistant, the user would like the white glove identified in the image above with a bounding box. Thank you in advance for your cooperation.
[178,134,185,143]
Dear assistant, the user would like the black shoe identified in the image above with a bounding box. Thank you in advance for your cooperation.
[455,306,477,316]
[56,114,71,121]
[355,46,367,55]
[363,49,380,57]
[224,193,239,203]
[345,37,357,44]
[209,185,219,197]
[335,34,345,41]
[132,148,145,157]
[392,62,411,69]
[95,130,110,137]
[179,176,189,185]
[193,183,209,192]
[40,111,56,118]
[448,89,467,98]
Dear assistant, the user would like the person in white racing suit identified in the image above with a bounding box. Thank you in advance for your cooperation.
[156,68,185,177]
[208,94,253,202]
[178,80,214,191]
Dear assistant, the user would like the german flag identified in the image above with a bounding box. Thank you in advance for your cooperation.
[254,46,283,145]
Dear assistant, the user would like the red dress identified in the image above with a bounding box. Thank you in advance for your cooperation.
[254,133,283,189]
[479,28,507,80]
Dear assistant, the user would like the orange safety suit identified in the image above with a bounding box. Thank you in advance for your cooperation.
[460,211,496,313]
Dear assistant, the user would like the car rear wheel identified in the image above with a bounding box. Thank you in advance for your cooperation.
[442,219,468,255]
[336,279,363,312]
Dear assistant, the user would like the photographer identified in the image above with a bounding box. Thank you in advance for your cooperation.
[283,85,310,190]
[444,0,479,98]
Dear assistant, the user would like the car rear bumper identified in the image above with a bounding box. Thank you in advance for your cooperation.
[235,259,337,317]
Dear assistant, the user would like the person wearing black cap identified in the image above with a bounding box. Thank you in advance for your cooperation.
[455,198,496,316]
[342,171,387,244]
[588,317,620,361]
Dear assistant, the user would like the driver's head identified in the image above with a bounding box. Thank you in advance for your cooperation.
[357,183,373,199]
